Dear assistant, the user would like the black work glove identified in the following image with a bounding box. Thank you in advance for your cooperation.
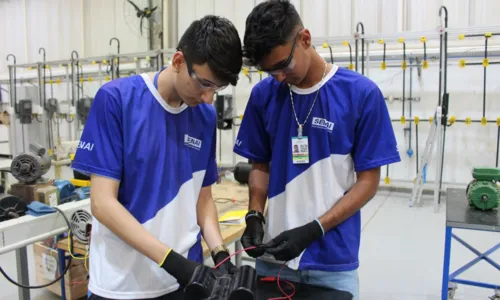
[264,220,324,262]
[213,251,238,274]
[240,212,266,258]
[160,250,201,286]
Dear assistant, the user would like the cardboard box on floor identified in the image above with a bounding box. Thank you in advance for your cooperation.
[33,242,88,300]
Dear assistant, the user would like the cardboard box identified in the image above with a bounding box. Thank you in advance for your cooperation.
[33,242,88,300]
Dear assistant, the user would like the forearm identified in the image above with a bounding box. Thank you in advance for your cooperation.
[248,162,269,213]
[318,168,380,231]
[197,190,224,251]
[91,196,169,265]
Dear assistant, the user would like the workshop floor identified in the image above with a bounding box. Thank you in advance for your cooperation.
[1,190,498,300]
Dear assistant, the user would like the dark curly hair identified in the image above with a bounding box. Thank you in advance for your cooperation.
[243,0,303,67]
[177,15,243,86]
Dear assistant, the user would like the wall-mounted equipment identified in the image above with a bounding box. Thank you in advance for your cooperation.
[45,98,58,119]
[215,94,235,130]
[17,99,32,124]
[77,97,93,124]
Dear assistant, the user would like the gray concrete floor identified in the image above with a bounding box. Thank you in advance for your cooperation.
[1,190,499,299]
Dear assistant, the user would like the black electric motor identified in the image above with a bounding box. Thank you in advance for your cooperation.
[0,194,27,222]
[185,265,256,300]
[10,143,52,184]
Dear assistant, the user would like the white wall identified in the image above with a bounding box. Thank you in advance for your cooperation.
[2,0,500,186]
[178,0,500,186]
[0,0,154,74]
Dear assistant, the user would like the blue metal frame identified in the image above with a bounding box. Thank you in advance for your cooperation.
[57,248,67,300]
[441,226,500,299]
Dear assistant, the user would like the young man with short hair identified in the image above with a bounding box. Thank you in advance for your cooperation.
[234,1,401,299]
[72,15,243,300]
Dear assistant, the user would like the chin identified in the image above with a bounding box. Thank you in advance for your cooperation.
[185,99,202,107]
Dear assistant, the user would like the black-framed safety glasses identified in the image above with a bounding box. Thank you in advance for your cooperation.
[178,48,228,92]
[258,28,303,75]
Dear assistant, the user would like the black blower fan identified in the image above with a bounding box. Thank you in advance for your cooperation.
[0,194,27,222]
[11,143,52,184]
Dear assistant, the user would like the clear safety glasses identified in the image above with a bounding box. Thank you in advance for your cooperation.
[180,49,229,92]
[258,28,303,76]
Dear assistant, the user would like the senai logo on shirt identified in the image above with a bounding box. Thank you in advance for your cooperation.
[77,141,94,151]
[312,117,334,132]
[184,134,202,150]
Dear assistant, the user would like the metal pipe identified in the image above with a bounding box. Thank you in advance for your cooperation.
[39,47,53,151]
[483,37,488,118]
[416,122,419,174]
[356,22,365,75]
[402,42,406,120]
[497,126,500,168]
[383,42,386,66]
[438,5,449,204]
[6,54,16,110]
[109,37,120,78]
[463,32,500,38]
[71,51,79,107]
[328,45,334,63]
[38,47,46,109]
[0,228,68,255]
[409,57,413,157]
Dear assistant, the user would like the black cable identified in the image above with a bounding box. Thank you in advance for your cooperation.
[0,207,74,289]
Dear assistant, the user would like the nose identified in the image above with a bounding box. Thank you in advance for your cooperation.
[201,90,215,104]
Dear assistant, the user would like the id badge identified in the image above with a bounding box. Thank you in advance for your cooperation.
[292,136,309,164]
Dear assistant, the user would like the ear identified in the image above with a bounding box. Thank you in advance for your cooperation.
[171,52,185,72]
[300,29,312,49]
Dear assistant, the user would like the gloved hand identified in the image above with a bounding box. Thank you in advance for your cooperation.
[213,251,238,274]
[160,250,201,286]
[240,211,266,258]
[264,220,324,262]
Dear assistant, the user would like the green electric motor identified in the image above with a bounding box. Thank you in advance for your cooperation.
[466,167,500,211]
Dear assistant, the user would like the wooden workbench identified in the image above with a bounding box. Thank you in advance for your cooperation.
[56,181,249,258]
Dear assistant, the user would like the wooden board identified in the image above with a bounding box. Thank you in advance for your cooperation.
[57,181,249,257]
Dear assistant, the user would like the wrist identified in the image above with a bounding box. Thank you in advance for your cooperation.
[158,247,173,267]
[314,219,325,236]
[245,210,265,224]
[210,244,229,261]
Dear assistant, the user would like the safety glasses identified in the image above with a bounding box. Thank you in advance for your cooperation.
[180,49,228,92]
[258,29,303,76]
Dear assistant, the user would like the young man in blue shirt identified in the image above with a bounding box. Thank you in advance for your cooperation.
[72,16,242,300]
[234,1,401,299]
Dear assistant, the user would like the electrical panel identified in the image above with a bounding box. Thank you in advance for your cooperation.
[215,94,235,130]
[17,100,32,124]
[77,97,93,124]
